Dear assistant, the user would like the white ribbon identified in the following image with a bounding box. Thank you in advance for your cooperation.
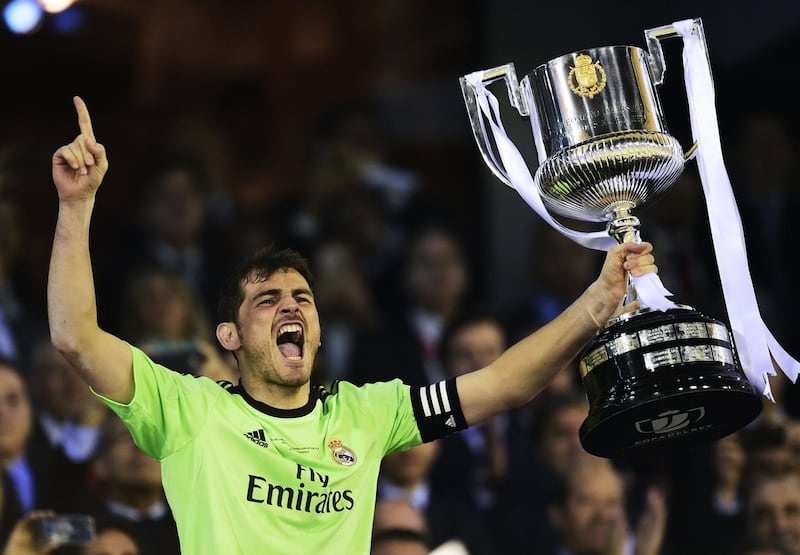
[675,19,800,398]
[463,73,677,313]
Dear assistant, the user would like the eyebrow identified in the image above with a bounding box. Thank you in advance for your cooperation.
[252,288,314,302]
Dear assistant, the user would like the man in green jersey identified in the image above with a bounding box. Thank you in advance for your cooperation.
[48,97,658,554]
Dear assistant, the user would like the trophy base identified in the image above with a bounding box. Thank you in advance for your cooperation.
[578,306,762,458]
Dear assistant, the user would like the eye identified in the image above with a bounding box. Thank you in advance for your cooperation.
[258,298,275,306]
[296,296,312,304]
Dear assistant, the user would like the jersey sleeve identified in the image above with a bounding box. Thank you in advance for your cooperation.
[92,344,221,460]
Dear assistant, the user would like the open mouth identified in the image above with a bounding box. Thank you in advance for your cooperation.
[276,323,305,362]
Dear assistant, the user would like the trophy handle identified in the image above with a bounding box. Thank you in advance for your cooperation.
[460,64,531,186]
[645,18,704,161]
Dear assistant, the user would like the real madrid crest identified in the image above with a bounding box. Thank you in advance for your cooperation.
[568,54,607,98]
[328,439,357,467]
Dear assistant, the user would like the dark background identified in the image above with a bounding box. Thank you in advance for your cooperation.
[1,0,798,311]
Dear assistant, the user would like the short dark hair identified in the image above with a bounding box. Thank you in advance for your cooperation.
[372,528,430,549]
[438,306,504,363]
[529,389,588,446]
[217,246,314,324]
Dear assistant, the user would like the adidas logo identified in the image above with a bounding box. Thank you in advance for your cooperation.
[244,429,269,448]
[445,415,457,428]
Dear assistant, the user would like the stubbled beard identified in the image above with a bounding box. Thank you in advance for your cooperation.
[243,345,311,387]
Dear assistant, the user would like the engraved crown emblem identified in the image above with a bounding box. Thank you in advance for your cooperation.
[568,53,607,98]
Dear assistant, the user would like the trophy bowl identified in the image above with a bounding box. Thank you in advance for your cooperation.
[535,130,684,222]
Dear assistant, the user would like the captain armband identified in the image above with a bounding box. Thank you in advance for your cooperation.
[410,379,468,442]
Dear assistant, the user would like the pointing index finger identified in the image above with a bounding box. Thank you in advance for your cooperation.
[73,95,96,141]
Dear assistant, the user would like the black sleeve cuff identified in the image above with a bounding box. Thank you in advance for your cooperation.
[410,379,468,443]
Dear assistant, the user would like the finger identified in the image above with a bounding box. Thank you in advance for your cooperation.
[624,241,653,256]
[53,146,79,170]
[66,144,89,175]
[626,249,654,263]
[84,137,107,167]
[629,263,658,277]
[647,487,667,517]
[621,300,640,312]
[53,145,87,174]
[73,96,96,142]
[75,136,95,167]
[625,253,655,270]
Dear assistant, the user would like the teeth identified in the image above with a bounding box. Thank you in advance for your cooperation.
[286,356,302,361]
[278,324,303,335]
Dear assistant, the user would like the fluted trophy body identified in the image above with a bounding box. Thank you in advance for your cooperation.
[461,20,761,458]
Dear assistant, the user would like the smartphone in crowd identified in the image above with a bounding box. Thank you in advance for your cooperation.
[39,514,96,545]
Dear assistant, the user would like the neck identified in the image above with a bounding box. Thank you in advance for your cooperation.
[240,375,311,410]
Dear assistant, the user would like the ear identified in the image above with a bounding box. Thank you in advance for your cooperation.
[216,322,242,352]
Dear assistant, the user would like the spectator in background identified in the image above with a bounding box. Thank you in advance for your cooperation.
[118,267,237,383]
[741,419,800,486]
[0,196,40,367]
[643,172,721,313]
[429,311,508,509]
[491,389,594,554]
[668,432,748,555]
[500,224,600,346]
[81,516,142,555]
[548,459,667,555]
[0,472,24,549]
[350,224,469,386]
[76,416,179,555]
[372,498,431,555]
[728,110,800,354]
[288,101,421,281]
[377,442,497,555]
[309,239,376,383]
[96,152,228,329]
[736,537,795,555]
[498,225,599,403]
[741,467,800,555]
[313,187,406,312]
[26,339,108,465]
[0,360,87,516]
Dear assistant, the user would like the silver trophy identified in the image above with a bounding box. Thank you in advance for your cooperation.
[461,19,761,457]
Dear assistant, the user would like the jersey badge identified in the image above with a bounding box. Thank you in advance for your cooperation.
[328,439,357,467]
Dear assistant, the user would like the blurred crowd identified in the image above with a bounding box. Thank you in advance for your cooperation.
[0,94,799,555]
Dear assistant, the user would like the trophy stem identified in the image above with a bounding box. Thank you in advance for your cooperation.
[606,202,641,306]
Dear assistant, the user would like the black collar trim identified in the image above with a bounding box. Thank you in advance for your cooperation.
[226,381,319,418]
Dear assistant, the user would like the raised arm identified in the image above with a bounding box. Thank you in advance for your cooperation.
[456,241,656,425]
[48,96,133,403]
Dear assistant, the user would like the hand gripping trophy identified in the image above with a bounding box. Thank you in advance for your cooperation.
[461,18,800,457]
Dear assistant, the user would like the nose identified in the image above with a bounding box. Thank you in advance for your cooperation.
[279,297,300,314]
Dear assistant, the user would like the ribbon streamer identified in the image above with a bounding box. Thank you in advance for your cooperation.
[675,19,800,398]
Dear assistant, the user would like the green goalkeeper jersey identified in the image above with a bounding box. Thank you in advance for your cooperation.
[95,345,457,554]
